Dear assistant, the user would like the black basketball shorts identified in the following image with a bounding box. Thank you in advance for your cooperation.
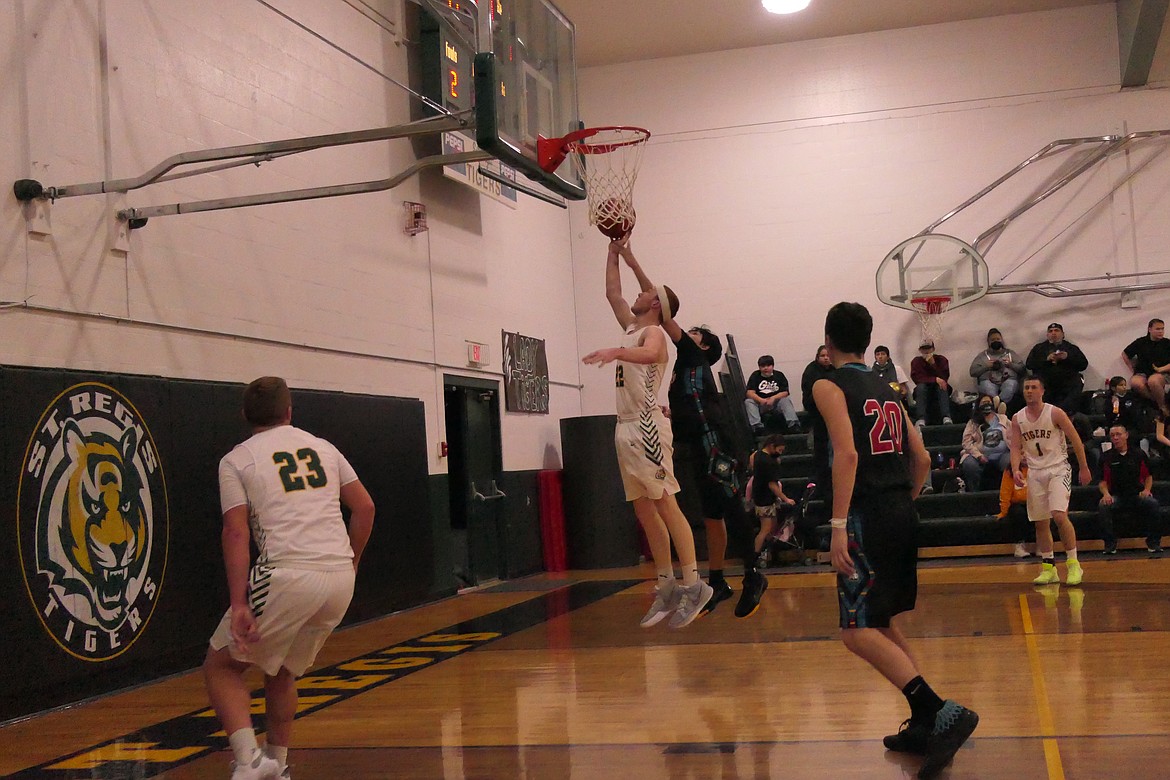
[836,493,919,629]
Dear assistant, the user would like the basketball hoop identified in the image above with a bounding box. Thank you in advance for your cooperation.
[911,296,951,345]
[538,126,650,234]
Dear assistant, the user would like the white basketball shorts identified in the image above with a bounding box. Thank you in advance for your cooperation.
[614,414,679,501]
[1026,463,1072,522]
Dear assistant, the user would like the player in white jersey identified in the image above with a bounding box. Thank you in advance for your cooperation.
[583,237,713,628]
[203,377,375,780]
[1010,375,1091,586]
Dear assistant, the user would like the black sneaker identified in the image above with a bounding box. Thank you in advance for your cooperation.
[734,570,768,618]
[883,718,929,755]
[1103,542,1118,555]
[1148,542,1163,554]
[918,701,979,779]
[700,580,734,616]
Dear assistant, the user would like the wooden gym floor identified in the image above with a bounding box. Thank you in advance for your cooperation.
[3,554,1170,779]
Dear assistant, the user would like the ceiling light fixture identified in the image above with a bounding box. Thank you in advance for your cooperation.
[763,0,811,14]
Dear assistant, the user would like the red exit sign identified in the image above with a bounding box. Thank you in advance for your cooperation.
[467,341,488,366]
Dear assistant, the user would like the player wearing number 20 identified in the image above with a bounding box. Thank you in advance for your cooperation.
[813,303,978,780]
[204,376,375,780]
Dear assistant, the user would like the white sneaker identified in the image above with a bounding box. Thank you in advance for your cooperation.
[915,419,926,430]
[942,416,953,425]
[1013,542,1032,558]
[669,581,714,628]
[231,752,281,780]
[640,581,681,627]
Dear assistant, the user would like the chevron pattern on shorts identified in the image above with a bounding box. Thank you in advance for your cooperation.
[640,409,664,466]
[248,564,274,617]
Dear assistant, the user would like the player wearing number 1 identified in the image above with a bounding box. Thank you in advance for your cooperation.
[813,302,978,780]
[1010,375,1092,586]
[203,377,375,780]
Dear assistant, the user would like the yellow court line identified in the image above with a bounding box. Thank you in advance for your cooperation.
[1018,593,1066,780]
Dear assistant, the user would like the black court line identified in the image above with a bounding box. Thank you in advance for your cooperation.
[9,580,638,779]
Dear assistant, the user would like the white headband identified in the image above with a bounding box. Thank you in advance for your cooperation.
[655,283,673,321]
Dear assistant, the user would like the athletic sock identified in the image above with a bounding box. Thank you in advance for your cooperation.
[656,569,675,590]
[709,569,725,586]
[228,728,260,766]
[1066,549,1078,562]
[902,676,945,724]
[1041,554,1055,565]
[266,744,288,771]
[681,565,700,586]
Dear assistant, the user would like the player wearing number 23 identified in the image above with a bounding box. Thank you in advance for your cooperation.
[204,376,375,779]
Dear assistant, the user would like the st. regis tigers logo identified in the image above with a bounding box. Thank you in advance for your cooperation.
[18,383,169,662]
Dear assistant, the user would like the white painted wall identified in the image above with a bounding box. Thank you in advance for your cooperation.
[1,0,581,473]
[574,5,1170,414]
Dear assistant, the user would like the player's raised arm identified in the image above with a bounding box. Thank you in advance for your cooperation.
[605,241,635,329]
[813,377,857,578]
[614,239,684,343]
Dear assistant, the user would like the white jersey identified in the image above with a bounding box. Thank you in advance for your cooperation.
[616,324,667,421]
[1014,403,1067,471]
[219,424,359,570]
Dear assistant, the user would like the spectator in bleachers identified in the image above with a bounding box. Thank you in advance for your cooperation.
[1102,376,1149,435]
[1025,323,1088,414]
[1098,424,1162,554]
[969,328,1024,411]
[801,345,835,494]
[745,355,801,435]
[1123,318,1170,418]
[959,394,1011,492]
[998,464,1033,558]
[910,338,953,427]
[872,345,909,406]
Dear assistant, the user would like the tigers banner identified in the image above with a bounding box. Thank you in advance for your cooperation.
[501,330,549,413]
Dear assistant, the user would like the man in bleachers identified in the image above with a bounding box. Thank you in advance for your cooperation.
[1123,318,1170,419]
[969,328,1024,412]
[1098,424,1163,554]
[745,355,801,434]
[910,339,953,427]
[1025,323,1088,415]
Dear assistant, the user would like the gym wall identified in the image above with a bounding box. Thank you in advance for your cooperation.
[0,366,431,722]
[573,4,1170,415]
[1,0,581,484]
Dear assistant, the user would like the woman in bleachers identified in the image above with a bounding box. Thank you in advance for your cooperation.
[959,394,1012,492]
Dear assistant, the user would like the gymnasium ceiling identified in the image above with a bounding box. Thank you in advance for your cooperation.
[557,0,1170,86]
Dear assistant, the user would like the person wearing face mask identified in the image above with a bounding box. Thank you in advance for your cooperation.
[1025,323,1089,415]
[910,339,953,427]
[959,394,1012,492]
[969,329,1024,413]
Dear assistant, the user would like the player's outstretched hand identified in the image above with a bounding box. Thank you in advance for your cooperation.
[830,530,854,578]
[230,605,261,648]
[610,235,633,260]
[583,348,621,366]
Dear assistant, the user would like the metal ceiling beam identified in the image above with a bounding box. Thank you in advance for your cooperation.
[1117,0,1170,87]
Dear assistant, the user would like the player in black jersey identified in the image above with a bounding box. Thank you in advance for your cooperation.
[812,302,978,780]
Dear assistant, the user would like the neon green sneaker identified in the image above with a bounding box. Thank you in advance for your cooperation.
[1032,562,1060,585]
[1066,559,1084,586]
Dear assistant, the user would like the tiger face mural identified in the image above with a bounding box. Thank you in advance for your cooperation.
[18,383,169,662]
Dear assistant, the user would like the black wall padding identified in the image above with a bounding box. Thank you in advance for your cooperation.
[0,366,432,722]
[559,415,639,569]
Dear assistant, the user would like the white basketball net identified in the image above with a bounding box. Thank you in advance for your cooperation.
[567,127,649,228]
[912,296,950,345]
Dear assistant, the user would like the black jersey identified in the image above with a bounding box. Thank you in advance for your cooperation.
[826,363,913,499]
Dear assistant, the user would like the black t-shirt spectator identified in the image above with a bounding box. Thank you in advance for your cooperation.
[668,334,727,440]
[752,449,783,507]
[1124,336,1170,375]
[747,369,789,400]
[1101,447,1151,497]
[1106,391,1146,432]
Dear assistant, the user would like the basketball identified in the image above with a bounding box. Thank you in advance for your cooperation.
[596,198,635,239]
